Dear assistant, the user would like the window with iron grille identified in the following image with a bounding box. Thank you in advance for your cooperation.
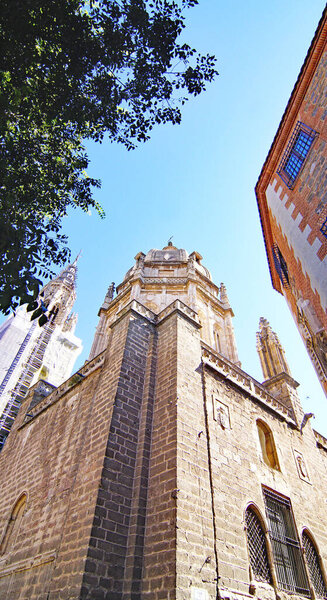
[321,218,327,239]
[277,121,318,189]
[302,531,327,598]
[245,507,272,583]
[272,245,289,287]
[263,489,310,596]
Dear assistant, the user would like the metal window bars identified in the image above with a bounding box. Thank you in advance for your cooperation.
[245,508,272,583]
[320,218,327,239]
[272,244,289,287]
[263,489,310,597]
[277,121,318,189]
[302,532,327,599]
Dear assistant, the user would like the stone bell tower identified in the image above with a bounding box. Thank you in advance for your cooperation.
[1,244,327,600]
[90,241,239,366]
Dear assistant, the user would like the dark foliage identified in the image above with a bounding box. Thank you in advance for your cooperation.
[0,0,217,314]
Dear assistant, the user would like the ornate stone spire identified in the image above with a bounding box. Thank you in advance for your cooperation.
[219,283,231,307]
[256,317,291,379]
[55,255,79,288]
[256,318,304,425]
[102,283,115,309]
[41,257,79,325]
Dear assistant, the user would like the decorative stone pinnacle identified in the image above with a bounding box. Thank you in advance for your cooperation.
[256,317,291,379]
[220,283,230,305]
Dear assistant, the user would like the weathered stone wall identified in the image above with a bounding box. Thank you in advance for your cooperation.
[0,307,132,599]
[1,299,327,600]
[80,313,157,599]
[0,369,103,600]
[203,356,327,600]
[141,310,178,599]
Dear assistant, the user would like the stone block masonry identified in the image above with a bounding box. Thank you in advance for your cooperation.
[1,289,327,599]
[81,313,158,599]
[0,299,212,600]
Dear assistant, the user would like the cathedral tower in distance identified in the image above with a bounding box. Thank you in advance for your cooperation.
[0,244,326,600]
[0,259,82,448]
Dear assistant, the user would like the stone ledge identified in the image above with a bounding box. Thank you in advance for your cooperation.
[19,350,106,427]
[220,589,257,600]
[157,299,201,328]
[0,549,56,578]
[113,299,157,326]
[201,343,296,424]
[313,428,327,451]
[112,298,201,330]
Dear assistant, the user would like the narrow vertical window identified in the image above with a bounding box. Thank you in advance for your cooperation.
[302,531,327,599]
[272,245,289,287]
[214,329,221,353]
[257,420,280,470]
[0,493,27,554]
[263,489,310,596]
[245,507,272,583]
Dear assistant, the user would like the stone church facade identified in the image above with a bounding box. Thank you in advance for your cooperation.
[0,244,327,600]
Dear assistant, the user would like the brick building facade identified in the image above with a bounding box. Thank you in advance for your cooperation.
[255,8,327,395]
[0,244,327,600]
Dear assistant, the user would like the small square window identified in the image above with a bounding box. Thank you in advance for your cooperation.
[277,122,318,188]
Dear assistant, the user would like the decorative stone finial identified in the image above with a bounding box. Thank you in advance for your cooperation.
[72,250,82,266]
[102,282,115,307]
[256,317,291,379]
[220,283,230,306]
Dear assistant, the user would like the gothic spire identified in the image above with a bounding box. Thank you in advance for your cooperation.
[256,317,291,380]
[55,256,79,289]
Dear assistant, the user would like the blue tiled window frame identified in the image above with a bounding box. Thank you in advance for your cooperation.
[277,122,318,189]
[320,217,327,239]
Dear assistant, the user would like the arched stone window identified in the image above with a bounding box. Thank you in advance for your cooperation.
[302,530,327,598]
[245,507,272,583]
[0,493,27,554]
[257,420,280,470]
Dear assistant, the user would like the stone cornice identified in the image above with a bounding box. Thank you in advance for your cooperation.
[262,372,300,390]
[313,428,327,452]
[19,350,106,426]
[112,298,201,329]
[111,299,157,327]
[201,343,296,424]
[137,277,189,285]
[157,299,201,328]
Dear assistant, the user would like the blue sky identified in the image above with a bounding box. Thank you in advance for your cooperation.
[13,2,327,433]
